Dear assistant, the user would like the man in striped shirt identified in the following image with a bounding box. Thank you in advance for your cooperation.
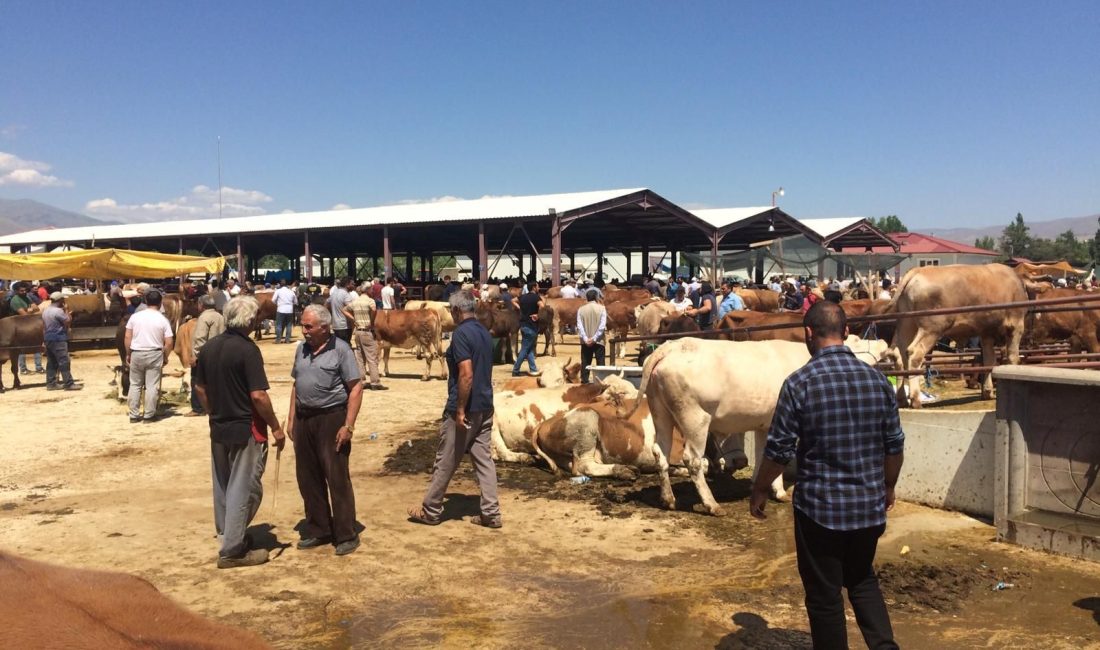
[751,300,904,649]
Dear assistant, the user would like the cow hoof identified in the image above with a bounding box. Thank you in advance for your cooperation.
[420,376,430,382]
[981,390,994,400]
[707,504,727,517]
[773,492,791,503]
[660,496,676,511]
[612,467,638,481]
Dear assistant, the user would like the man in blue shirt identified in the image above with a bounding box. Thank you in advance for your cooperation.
[751,301,904,649]
[408,290,501,528]
[717,281,745,320]
[42,292,81,391]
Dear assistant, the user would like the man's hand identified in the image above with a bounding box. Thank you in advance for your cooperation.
[335,425,352,452]
[455,408,469,430]
[189,356,198,367]
[285,419,295,442]
[749,486,769,520]
[885,486,896,512]
[271,426,286,452]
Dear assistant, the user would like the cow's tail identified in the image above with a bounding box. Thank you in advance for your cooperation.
[622,340,670,420]
[882,267,918,314]
[529,422,561,475]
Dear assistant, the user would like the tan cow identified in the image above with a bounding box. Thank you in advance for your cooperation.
[735,288,781,312]
[716,310,805,342]
[604,288,652,304]
[499,357,579,391]
[404,300,456,332]
[634,301,679,337]
[373,309,446,380]
[0,314,44,392]
[545,297,586,343]
[605,297,655,358]
[632,337,891,515]
[1,550,269,649]
[888,263,1035,408]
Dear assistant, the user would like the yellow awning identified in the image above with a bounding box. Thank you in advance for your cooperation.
[0,249,225,280]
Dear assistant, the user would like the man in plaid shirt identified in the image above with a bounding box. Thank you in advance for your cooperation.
[751,300,904,649]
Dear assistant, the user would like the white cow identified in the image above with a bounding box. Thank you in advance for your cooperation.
[631,336,890,516]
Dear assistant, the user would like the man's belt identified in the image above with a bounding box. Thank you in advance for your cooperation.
[295,403,346,418]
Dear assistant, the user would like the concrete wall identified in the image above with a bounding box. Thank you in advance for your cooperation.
[895,409,996,518]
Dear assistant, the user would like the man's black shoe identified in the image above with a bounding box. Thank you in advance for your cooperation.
[129,417,142,424]
[334,536,360,556]
[296,536,333,550]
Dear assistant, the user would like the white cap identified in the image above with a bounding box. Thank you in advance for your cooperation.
[690,277,698,282]
[481,284,489,290]
[499,283,507,289]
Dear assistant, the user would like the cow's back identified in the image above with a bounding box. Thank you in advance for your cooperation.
[896,263,1028,338]
[375,309,440,347]
[0,314,44,362]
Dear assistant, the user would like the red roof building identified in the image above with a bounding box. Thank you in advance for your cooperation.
[868,232,999,256]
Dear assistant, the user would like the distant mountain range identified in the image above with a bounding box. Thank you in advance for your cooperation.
[931,213,1100,243]
[0,198,117,236]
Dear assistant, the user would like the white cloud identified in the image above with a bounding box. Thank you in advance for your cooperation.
[330,203,352,210]
[0,151,73,187]
[85,184,274,221]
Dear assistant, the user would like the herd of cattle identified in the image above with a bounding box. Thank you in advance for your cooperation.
[2,263,1097,511]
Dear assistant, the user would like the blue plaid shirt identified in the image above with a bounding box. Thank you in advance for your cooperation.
[764,345,904,531]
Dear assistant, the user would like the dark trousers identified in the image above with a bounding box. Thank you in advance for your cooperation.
[275,312,294,342]
[794,508,897,650]
[580,342,605,383]
[189,365,204,414]
[44,340,74,387]
[334,328,352,344]
[294,405,357,543]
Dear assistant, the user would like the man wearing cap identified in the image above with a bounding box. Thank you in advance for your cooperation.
[185,295,226,417]
[9,282,45,374]
[42,292,82,391]
[559,278,578,300]
[124,289,174,423]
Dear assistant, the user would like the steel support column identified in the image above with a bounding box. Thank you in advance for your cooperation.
[596,251,604,284]
[304,231,312,283]
[517,251,524,280]
[550,210,562,287]
[478,222,488,284]
[404,251,413,282]
[641,243,650,275]
[710,234,720,283]
[236,235,243,282]
[383,227,392,280]
[625,251,632,281]
[670,249,677,279]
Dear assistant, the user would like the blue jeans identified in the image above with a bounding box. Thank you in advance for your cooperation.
[19,351,43,372]
[275,312,294,342]
[45,340,74,387]
[512,324,539,374]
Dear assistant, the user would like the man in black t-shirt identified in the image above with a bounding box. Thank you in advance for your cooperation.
[194,296,286,569]
[511,281,543,377]
[408,290,501,528]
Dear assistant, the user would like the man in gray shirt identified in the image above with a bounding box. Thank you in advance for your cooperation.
[42,292,81,391]
[185,295,226,417]
[287,304,363,556]
[326,277,354,344]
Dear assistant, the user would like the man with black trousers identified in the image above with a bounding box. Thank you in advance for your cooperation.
[576,289,607,384]
[287,304,364,556]
[751,300,904,649]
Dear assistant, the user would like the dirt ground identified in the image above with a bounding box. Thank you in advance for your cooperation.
[2,334,1099,649]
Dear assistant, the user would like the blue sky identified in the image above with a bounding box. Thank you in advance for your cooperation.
[1,1,1097,229]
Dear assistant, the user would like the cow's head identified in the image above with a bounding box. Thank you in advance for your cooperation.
[845,335,892,367]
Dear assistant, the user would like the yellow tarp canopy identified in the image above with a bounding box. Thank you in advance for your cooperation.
[0,248,225,280]
[1015,260,1086,277]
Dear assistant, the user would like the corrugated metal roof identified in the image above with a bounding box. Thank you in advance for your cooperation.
[0,188,647,246]
[798,217,867,239]
[690,207,774,229]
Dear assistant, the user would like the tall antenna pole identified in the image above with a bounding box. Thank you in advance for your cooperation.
[217,135,223,219]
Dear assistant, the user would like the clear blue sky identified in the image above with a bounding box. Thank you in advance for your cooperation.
[2,1,1097,229]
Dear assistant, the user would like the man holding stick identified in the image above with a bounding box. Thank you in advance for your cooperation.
[195,296,286,569]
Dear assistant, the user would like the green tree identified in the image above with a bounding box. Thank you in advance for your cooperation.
[258,254,290,270]
[1091,223,1100,264]
[999,213,1031,258]
[873,215,908,233]
[1053,229,1089,263]
[975,236,997,251]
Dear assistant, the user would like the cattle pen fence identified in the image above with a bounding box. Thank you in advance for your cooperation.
[607,291,1100,378]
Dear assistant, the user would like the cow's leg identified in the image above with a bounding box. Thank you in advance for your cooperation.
[381,346,391,377]
[980,335,997,400]
[1005,323,1025,365]
[904,330,937,409]
[490,420,534,464]
[574,454,637,480]
[674,408,724,516]
[435,338,448,380]
[751,430,787,501]
[12,357,21,390]
[420,342,432,381]
[648,397,678,510]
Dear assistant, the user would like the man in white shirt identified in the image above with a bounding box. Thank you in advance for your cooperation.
[226,278,241,297]
[559,279,578,299]
[576,289,608,384]
[670,286,692,312]
[124,290,174,423]
[273,279,297,343]
[878,278,893,301]
[381,278,397,310]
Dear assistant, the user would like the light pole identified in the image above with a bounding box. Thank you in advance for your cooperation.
[771,187,786,276]
[771,186,784,207]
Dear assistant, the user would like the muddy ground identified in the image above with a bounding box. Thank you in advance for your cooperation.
[1,335,1098,649]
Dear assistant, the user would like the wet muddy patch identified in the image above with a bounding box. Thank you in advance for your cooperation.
[878,561,1029,613]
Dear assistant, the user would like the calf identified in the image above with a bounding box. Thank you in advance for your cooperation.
[0,314,44,392]
[476,302,518,364]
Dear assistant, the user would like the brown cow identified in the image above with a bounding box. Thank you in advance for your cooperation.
[499,357,580,391]
[638,314,701,365]
[545,286,563,299]
[423,284,445,301]
[604,297,655,358]
[373,309,446,380]
[1,550,269,649]
[64,293,111,326]
[535,304,557,356]
[1026,288,1100,353]
[889,263,1036,408]
[604,288,652,304]
[250,292,277,340]
[716,310,805,342]
[0,314,44,392]
[545,297,586,343]
[476,302,519,364]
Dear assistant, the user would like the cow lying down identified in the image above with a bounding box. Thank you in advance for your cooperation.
[0,549,268,648]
